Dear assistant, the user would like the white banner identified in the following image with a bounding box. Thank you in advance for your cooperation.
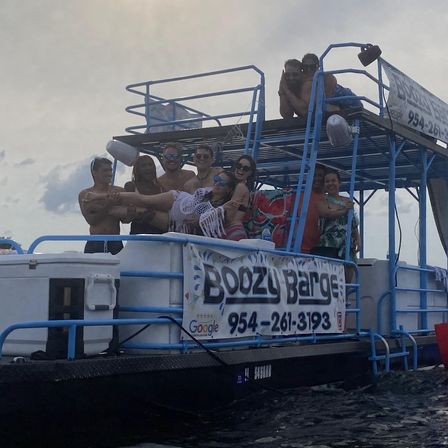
[383,61,448,144]
[182,243,346,340]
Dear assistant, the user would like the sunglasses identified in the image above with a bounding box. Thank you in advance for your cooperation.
[235,163,251,173]
[195,153,211,160]
[213,175,229,187]
[163,153,180,161]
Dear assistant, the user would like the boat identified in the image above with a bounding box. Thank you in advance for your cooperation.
[0,42,447,417]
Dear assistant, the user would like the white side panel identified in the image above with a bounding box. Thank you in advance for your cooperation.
[347,259,448,335]
[0,253,120,356]
[118,240,183,350]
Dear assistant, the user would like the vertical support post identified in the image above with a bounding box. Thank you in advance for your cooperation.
[359,190,365,258]
[172,101,176,131]
[67,324,77,360]
[344,119,360,262]
[252,75,265,159]
[388,135,397,334]
[419,149,428,331]
[145,83,151,133]
[377,59,384,118]
[245,86,259,155]
[292,72,325,253]
[111,158,118,186]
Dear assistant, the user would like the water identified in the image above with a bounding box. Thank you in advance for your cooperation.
[3,367,448,448]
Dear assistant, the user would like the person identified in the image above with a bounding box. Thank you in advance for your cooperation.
[300,164,354,253]
[157,142,195,192]
[224,155,257,241]
[316,169,361,281]
[300,53,362,113]
[279,59,309,119]
[82,171,241,240]
[183,144,221,193]
[124,155,165,234]
[78,157,134,254]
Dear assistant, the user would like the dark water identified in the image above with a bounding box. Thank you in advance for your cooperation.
[3,367,448,448]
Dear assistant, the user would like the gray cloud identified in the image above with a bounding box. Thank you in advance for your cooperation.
[39,158,126,214]
[395,195,415,214]
[0,150,5,162]
[39,160,92,214]
[14,158,36,167]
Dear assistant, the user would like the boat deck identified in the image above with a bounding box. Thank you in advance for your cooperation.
[114,109,448,192]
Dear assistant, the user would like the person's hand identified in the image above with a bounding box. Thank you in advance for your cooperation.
[352,236,361,253]
[223,200,241,212]
[279,70,288,95]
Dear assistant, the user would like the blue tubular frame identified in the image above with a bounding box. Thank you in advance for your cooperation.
[0,238,24,254]
[124,65,265,157]
[5,233,364,359]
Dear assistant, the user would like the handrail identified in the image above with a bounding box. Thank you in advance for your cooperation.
[0,316,367,360]
[0,318,180,360]
[126,65,264,90]
[0,238,24,254]
[125,65,265,138]
[27,233,347,264]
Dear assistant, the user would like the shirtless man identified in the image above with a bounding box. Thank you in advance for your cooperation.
[300,53,362,113]
[157,142,195,192]
[299,53,337,111]
[79,157,135,254]
[279,58,308,119]
[183,144,221,193]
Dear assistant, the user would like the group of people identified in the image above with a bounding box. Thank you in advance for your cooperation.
[279,53,362,119]
[79,52,362,277]
[79,142,360,279]
[79,143,256,254]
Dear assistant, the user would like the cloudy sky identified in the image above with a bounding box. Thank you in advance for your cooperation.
[0,0,447,265]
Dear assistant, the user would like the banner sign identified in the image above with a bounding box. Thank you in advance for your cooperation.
[383,61,448,143]
[182,243,346,340]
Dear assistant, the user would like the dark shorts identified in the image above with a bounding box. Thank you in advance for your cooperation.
[84,240,123,255]
[310,246,340,259]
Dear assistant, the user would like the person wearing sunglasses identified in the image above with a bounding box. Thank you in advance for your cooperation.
[82,170,240,239]
[220,155,257,241]
[300,53,362,114]
[183,144,221,194]
[157,142,195,192]
[78,157,134,255]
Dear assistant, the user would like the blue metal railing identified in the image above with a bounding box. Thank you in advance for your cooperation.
[0,238,24,254]
[375,265,448,334]
[0,233,365,359]
[124,65,265,157]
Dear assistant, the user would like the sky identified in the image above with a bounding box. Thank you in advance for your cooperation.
[0,0,447,266]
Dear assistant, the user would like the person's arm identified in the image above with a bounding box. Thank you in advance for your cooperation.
[316,197,353,218]
[223,184,249,222]
[183,177,196,194]
[324,73,337,98]
[108,205,147,224]
[352,227,361,253]
[279,71,308,118]
[78,190,112,226]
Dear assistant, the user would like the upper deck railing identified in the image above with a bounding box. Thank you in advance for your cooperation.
[124,65,265,154]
